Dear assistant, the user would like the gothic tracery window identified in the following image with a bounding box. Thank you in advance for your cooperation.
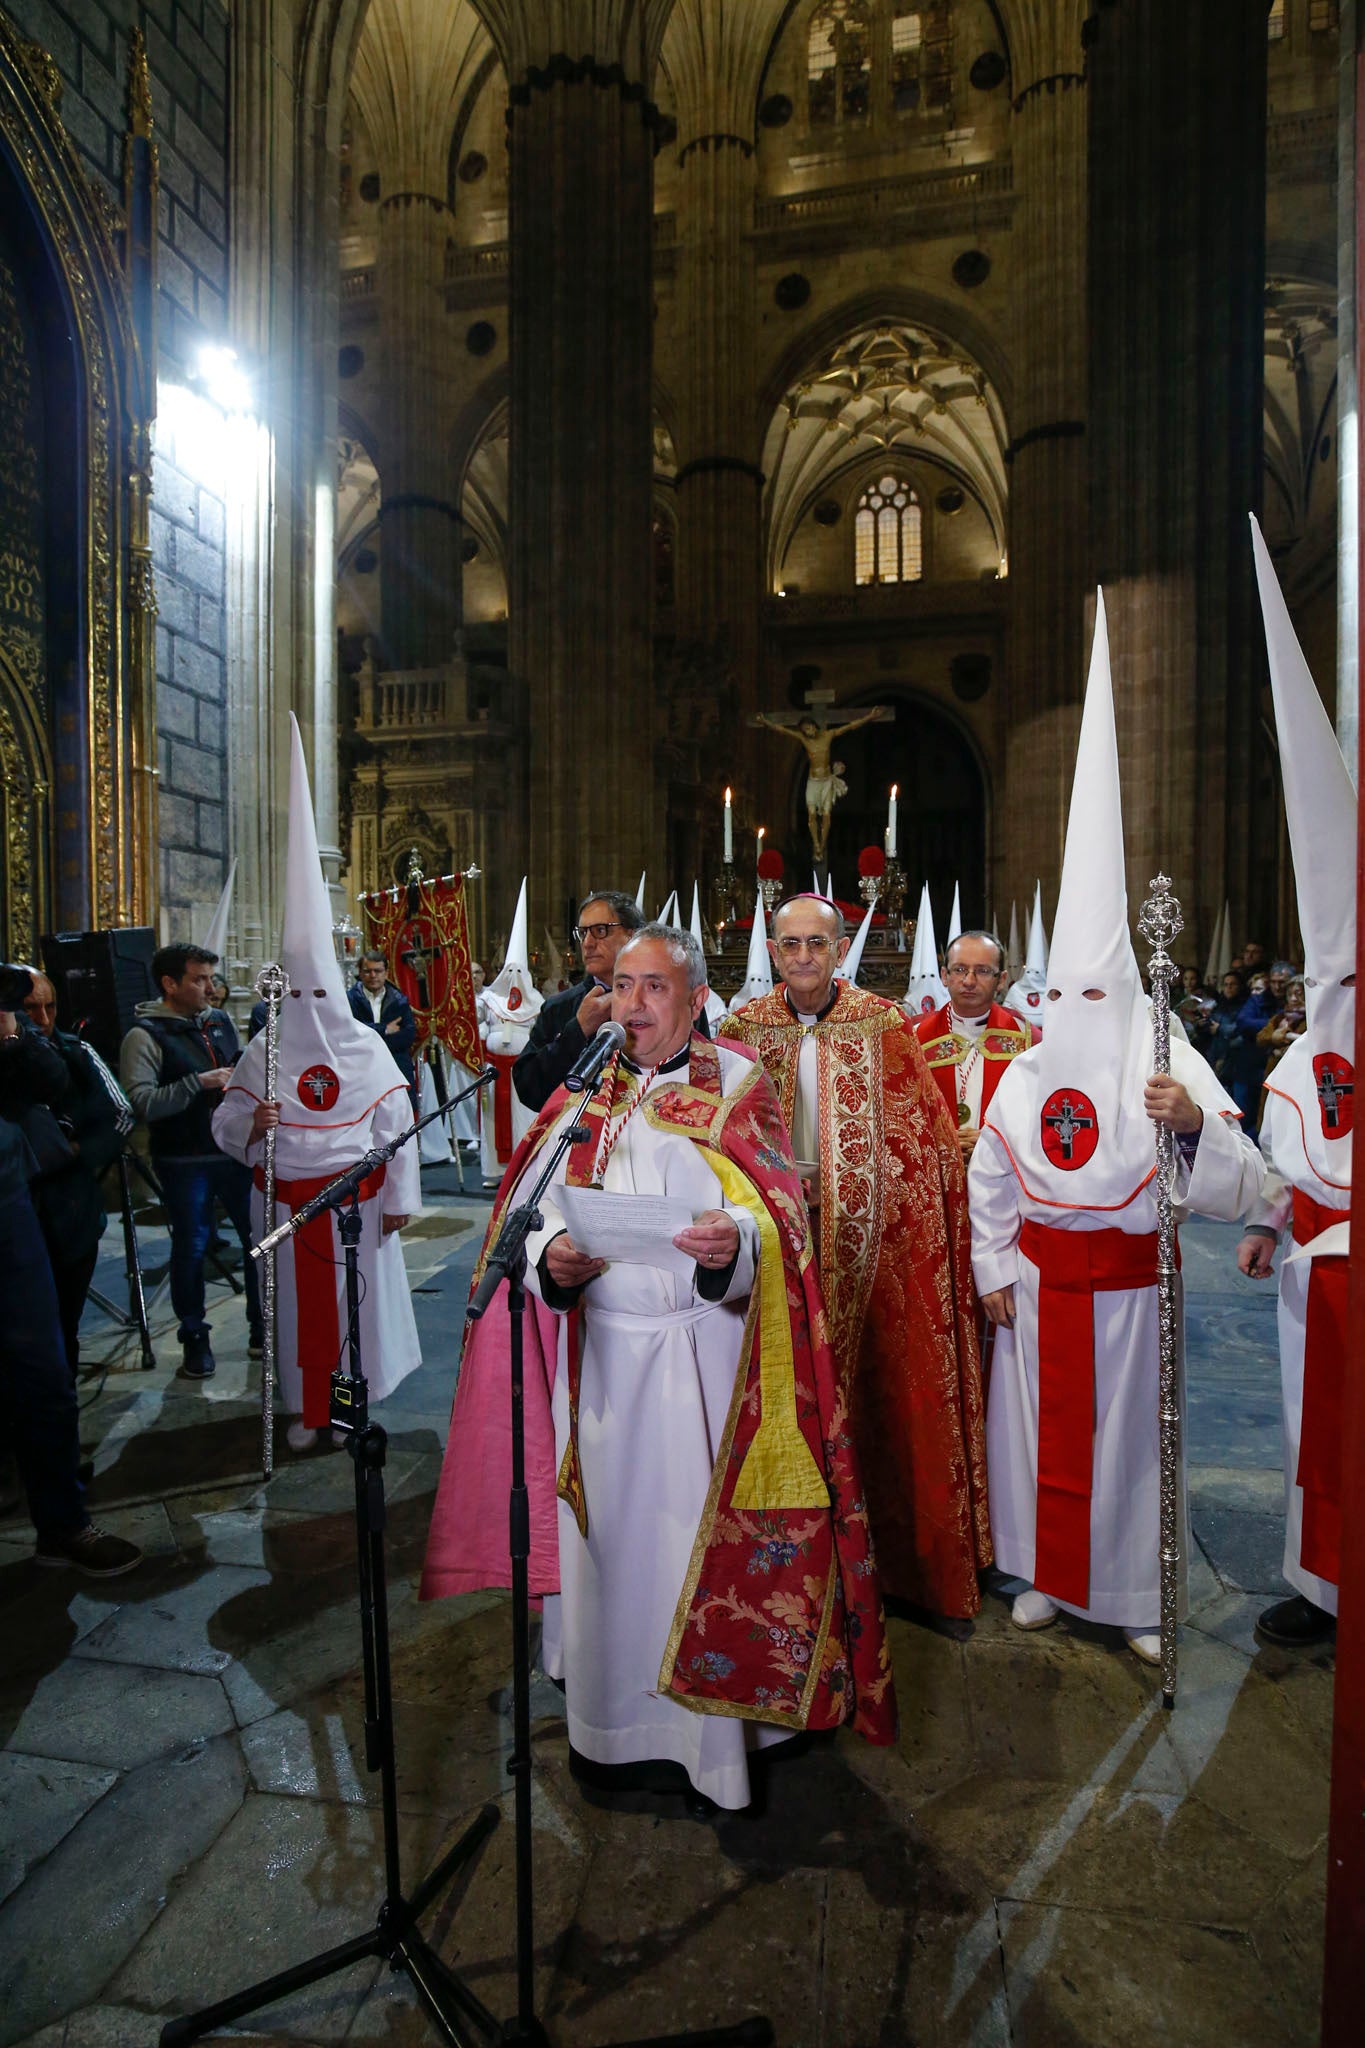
[808,1,872,128]
[854,475,923,585]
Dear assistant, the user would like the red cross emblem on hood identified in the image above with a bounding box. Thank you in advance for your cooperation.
[297,1064,340,1112]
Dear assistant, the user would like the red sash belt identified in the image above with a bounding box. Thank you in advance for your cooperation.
[488,1052,518,1162]
[1019,1219,1162,1608]
[253,1162,387,1427]
[1291,1190,1349,1585]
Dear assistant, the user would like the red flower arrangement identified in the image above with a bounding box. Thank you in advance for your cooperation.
[757,848,785,881]
[857,845,886,879]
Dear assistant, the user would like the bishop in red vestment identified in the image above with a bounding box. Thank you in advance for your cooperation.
[726,896,991,1621]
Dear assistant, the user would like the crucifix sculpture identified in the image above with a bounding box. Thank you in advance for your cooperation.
[750,689,894,862]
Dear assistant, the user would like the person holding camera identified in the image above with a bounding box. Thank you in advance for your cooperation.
[120,944,263,1380]
[20,970,132,1379]
[0,966,141,1575]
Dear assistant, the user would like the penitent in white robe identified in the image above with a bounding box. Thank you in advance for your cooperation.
[213,1083,422,1416]
[521,1045,790,1809]
[969,1102,1264,1628]
[1247,1053,1350,1615]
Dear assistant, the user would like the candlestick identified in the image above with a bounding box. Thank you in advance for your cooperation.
[723,787,733,863]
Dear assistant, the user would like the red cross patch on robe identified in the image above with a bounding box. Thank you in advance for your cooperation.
[297,1063,340,1112]
[1040,1088,1100,1170]
[1312,1052,1355,1139]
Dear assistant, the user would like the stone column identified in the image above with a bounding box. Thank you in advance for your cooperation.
[375,191,463,671]
[1086,0,1268,951]
[999,11,1088,913]
[482,3,665,924]
[662,1,771,862]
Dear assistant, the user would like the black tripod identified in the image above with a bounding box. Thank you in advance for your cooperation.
[161,1065,771,2047]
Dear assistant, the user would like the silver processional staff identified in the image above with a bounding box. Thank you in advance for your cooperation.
[1137,872,1184,1709]
[253,963,289,1479]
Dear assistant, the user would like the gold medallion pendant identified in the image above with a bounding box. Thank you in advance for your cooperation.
[957,1102,973,1129]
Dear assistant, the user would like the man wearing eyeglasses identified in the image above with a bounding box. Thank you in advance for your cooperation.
[916,931,1038,1162]
[724,894,991,1631]
[512,892,645,1112]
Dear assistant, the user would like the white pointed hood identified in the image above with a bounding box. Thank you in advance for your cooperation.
[485,878,543,1028]
[1004,880,1050,1030]
[947,883,962,947]
[226,717,410,1132]
[985,593,1237,1204]
[1251,514,1355,1189]
[1203,900,1229,986]
[838,899,877,984]
[635,871,647,912]
[659,889,680,927]
[691,883,726,1030]
[904,882,949,1016]
[203,858,236,961]
[1006,901,1021,982]
[732,892,774,1006]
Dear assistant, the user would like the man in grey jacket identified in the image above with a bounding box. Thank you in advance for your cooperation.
[120,944,261,1380]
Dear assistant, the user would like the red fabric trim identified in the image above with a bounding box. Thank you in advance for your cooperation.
[224,1079,409,1130]
[488,1051,518,1161]
[1263,1080,1353,1193]
[984,1122,1158,1211]
[1291,1190,1349,1583]
[1019,1219,1161,1607]
[253,1162,387,1426]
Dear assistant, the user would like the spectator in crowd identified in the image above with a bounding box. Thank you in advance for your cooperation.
[120,944,262,1381]
[1206,969,1249,1085]
[513,891,645,1113]
[347,950,418,1106]
[1,973,141,1575]
[1257,975,1307,1085]
[1232,971,1279,1119]
[21,971,131,1379]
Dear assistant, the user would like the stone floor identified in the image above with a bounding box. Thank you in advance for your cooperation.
[0,1167,1333,2047]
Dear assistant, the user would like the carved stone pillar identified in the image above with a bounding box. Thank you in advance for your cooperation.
[1086,0,1268,949]
[482,4,666,926]
[375,192,463,671]
[999,16,1088,914]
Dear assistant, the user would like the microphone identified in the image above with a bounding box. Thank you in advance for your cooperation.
[251,1145,388,1258]
[565,1018,626,1094]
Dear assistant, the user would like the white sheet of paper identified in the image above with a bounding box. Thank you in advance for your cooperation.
[556,1185,697,1277]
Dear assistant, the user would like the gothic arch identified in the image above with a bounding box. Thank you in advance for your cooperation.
[757,282,1014,427]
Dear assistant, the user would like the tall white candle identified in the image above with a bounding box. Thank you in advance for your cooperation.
[723,787,733,863]
[756,826,765,871]
[887,784,899,857]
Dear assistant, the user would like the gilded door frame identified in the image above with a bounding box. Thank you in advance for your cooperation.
[0,20,157,947]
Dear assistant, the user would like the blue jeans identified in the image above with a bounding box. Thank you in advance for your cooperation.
[156,1155,262,1341]
[0,1189,85,1541]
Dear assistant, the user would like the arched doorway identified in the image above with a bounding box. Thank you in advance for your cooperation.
[787,691,988,933]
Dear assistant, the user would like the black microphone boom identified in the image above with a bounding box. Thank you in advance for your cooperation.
[565,1018,626,1093]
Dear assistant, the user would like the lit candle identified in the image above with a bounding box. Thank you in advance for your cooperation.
[756,826,765,871]
[887,784,899,858]
[723,787,733,863]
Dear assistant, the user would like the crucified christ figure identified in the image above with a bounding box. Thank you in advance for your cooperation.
[756,707,884,862]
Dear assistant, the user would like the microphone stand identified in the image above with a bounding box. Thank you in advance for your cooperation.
[161,1068,501,2048]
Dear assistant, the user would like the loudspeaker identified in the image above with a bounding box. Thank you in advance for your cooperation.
[41,927,157,1064]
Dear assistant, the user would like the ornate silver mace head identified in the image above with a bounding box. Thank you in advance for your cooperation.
[254,963,291,1005]
[1137,873,1184,973]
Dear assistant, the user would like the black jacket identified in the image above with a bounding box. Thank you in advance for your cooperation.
[347,980,417,1089]
[512,978,599,1113]
[0,1020,69,1204]
[30,1030,127,1262]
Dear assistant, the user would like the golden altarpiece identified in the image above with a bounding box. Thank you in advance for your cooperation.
[0,17,157,963]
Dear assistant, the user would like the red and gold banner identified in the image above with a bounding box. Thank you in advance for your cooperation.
[361,876,482,1073]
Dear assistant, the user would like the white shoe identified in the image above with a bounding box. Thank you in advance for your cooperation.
[1011,1588,1060,1631]
[1124,1629,1162,1666]
[285,1421,319,1452]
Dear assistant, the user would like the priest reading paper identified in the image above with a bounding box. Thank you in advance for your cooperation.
[969,595,1265,1663]
[422,923,894,1813]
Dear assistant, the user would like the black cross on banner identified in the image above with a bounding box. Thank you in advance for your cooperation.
[401,934,441,1009]
[1317,1064,1354,1129]
[1044,1095,1095,1161]
[302,1072,331,1105]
